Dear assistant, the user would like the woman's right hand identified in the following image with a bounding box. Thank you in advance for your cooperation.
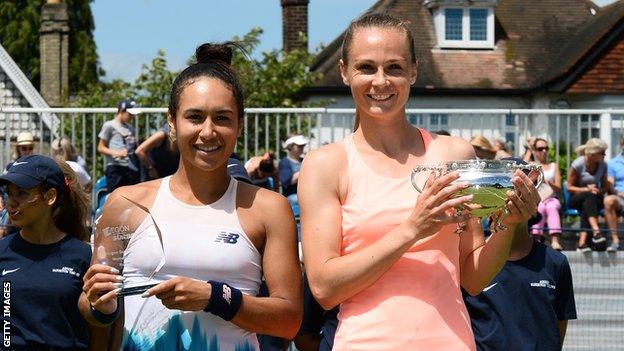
[587,184,600,195]
[83,264,123,314]
[404,171,473,240]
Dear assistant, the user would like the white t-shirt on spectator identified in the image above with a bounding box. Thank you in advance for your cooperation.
[67,160,91,187]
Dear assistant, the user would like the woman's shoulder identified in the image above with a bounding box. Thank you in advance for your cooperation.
[237,181,291,214]
[571,156,584,167]
[303,142,346,168]
[61,235,92,261]
[108,178,162,209]
[427,134,475,160]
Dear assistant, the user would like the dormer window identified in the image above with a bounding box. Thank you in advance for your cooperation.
[425,0,498,49]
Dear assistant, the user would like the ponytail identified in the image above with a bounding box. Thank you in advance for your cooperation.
[51,161,90,241]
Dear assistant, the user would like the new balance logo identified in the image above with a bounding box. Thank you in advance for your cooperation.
[222,285,232,304]
[215,232,239,244]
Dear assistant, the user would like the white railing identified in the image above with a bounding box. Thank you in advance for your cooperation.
[0,107,622,182]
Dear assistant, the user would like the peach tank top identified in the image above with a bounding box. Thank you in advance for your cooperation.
[333,130,476,351]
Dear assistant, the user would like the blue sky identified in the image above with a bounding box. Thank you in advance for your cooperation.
[92,0,377,81]
[93,0,617,81]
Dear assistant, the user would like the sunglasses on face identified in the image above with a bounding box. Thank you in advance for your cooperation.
[535,147,549,152]
[19,146,33,151]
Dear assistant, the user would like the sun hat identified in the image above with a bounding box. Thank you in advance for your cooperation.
[282,135,309,149]
[16,132,35,146]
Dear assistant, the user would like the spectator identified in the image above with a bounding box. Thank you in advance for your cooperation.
[530,138,564,250]
[567,138,609,252]
[245,152,279,191]
[97,99,141,192]
[463,212,577,351]
[522,137,537,163]
[493,138,512,160]
[299,13,540,350]
[470,135,497,160]
[279,135,308,206]
[6,131,36,170]
[51,138,91,190]
[134,123,180,179]
[81,42,302,350]
[603,135,624,252]
[0,155,97,349]
[434,129,451,136]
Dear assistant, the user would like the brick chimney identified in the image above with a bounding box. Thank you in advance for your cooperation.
[40,0,69,106]
[281,0,309,52]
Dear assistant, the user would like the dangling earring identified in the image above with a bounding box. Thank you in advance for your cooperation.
[169,131,177,144]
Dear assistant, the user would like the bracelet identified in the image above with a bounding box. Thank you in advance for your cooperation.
[204,281,243,321]
[89,303,119,325]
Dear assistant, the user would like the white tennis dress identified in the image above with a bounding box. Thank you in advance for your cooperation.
[121,176,262,351]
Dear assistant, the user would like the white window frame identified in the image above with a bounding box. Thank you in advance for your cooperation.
[434,6,495,49]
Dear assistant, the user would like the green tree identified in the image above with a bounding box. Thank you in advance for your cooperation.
[0,0,99,94]
[74,28,323,177]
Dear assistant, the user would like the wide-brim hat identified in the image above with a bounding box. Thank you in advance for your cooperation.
[16,132,35,146]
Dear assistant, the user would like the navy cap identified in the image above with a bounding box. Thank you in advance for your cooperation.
[0,155,64,190]
[227,158,251,184]
[117,99,141,115]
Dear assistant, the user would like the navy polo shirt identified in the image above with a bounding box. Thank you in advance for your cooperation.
[462,241,576,351]
[0,233,91,350]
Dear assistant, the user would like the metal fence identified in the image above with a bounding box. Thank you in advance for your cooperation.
[1,107,623,182]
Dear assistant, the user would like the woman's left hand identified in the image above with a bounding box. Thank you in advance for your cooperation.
[502,169,541,226]
[143,277,212,311]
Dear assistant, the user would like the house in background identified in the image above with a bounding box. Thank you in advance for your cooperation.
[288,0,624,157]
[0,0,65,164]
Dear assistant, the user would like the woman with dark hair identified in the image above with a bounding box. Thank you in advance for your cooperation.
[0,154,93,349]
[299,13,540,350]
[80,43,302,351]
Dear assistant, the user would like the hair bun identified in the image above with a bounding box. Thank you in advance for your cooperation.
[195,43,233,65]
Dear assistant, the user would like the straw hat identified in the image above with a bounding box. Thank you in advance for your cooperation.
[576,138,607,156]
[470,135,496,159]
[16,132,34,146]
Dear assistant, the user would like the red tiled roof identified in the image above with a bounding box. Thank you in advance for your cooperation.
[309,0,622,93]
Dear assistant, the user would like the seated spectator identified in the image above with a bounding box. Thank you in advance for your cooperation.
[530,138,564,250]
[51,138,91,190]
[279,135,308,206]
[470,135,496,160]
[135,123,180,179]
[245,152,279,191]
[463,212,577,351]
[6,132,36,170]
[493,138,512,159]
[567,138,609,252]
[603,135,624,252]
[522,137,537,163]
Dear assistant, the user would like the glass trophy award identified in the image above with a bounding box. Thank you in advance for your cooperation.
[93,195,165,297]
[411,160,543,220]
